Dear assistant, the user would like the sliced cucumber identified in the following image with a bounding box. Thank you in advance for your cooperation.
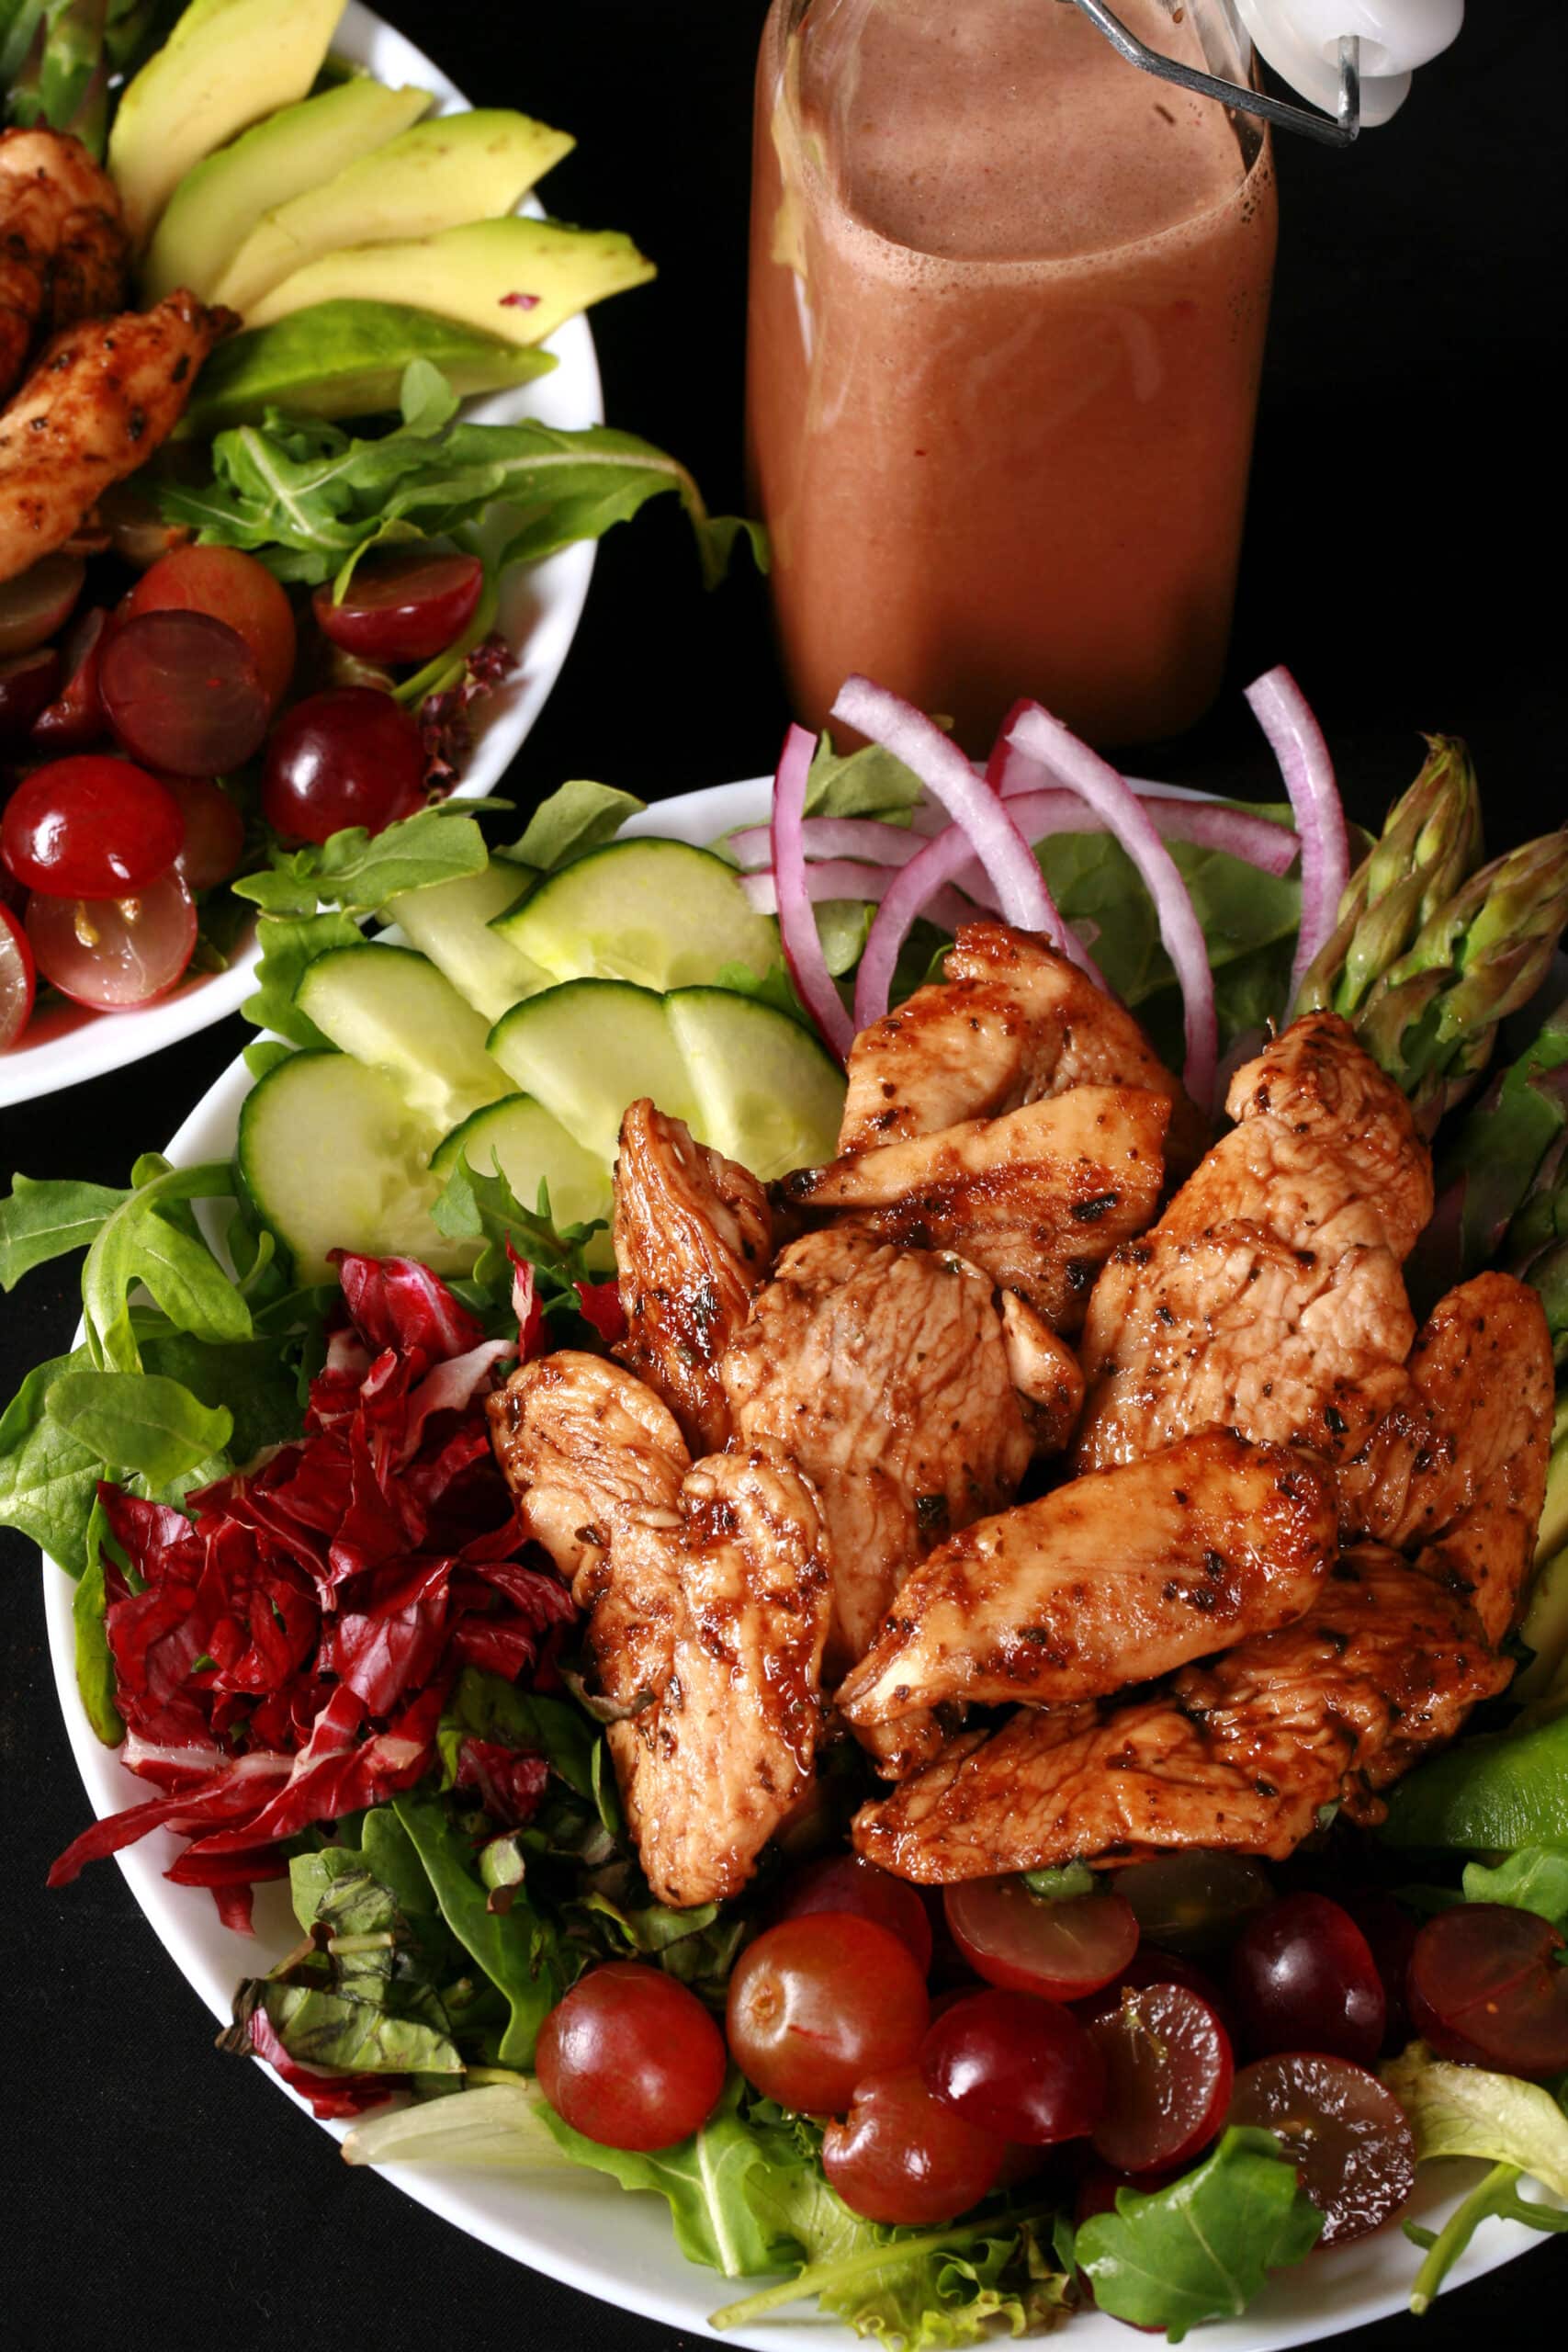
[488,978,700,1163]
[238,1050,471,1283]
[294,942,512,1133]
[432,1093,615,1271]
[491,838,779,992]
[383,858,547,1025]
[666,988,845,1179]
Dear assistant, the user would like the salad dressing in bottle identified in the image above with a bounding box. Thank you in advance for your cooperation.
[746,0,1278,747]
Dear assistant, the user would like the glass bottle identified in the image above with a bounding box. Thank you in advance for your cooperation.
[745,0,1278,750]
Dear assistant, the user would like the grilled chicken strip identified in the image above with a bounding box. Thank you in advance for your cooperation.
[837,1430,1337,1725]
[853,1542,1515,1883]
[487,1352,831,1906]
[613,1100,772,1453]
[839,922,1207,1170]
[719,1227,1055,1673]
[0,128,128,401]
[0,292,233,582]
[785,1084,1170,1333]
[1075,1015,1431,1471]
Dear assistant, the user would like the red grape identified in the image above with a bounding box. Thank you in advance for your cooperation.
[129,546,298,710]
[261,686,427,843]
[536,1962,727,2152]
[31,605,112,752]
[312,549,484,665]
[945,1878,1137,2003]
[0,648,62,742]
[773,1854,933,1973]
[1081,1981,1233,2174]
[0,550,85,658]
[27,867,197,1007]
[161,774,246,891]
[1341,1894,1419,2051]
[727,1914,930,2115]
[3,756,184,897]
[1229,1894,1385,2067]
[1229,2052,1416,2246]
[0,902,35,1047]
[1097,1945,1238,2043]
[1112,1854,1272,1956]
[1407,1904,1568,2076]
[100,611,270,774]
[823,2064,1007,2225]
[920,1987,1104,2145]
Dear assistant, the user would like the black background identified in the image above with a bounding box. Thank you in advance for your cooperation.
[4,0,1566,2341]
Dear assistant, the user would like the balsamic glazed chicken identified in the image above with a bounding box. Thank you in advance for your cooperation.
[487,922,1553,1909]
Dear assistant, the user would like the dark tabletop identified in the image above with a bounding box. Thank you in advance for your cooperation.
[5,0,1566,2342]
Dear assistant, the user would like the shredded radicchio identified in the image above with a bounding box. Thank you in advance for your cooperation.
[50,1252,568,1940]
[419,631,515,790]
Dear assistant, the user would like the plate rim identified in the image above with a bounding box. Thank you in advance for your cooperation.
[38,769,1558,2347]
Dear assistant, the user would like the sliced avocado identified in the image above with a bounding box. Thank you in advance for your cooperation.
[109,0,344,247]
[179,300,556,433]
[144,79,433,303]
[243,215,656,347]
[212,109,576,317]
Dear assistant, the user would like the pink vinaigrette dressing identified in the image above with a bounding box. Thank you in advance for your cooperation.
[746,0,1278,747]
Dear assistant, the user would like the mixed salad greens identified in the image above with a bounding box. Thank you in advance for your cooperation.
[6,685,1568,2344]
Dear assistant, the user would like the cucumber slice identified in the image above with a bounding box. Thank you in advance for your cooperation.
[488,978,700,1163]
[491,838,778,991]
[666,988,845,1179]
[294,942,512,1133]
[384,859,547,1024]
[431,1093,615,1272]
[237,1049,470,1283]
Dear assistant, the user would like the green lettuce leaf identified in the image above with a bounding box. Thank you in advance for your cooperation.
[1461,1842,1568,1928]
[1382,2041,1568,2193]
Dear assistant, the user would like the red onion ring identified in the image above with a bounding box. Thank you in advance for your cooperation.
[769,722,855,1062]
[1243,666,1348,1006]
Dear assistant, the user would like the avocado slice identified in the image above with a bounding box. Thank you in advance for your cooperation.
[109,0,344,247]
[243,216,656,347]
[211,109,576,317]
[178,300,557,433]
[144,78,434,304]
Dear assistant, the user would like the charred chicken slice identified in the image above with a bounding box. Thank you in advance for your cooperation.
[0,128,127,401]
[839,922,1206,1170]
[836,1430,1337,1724]
[486,1347,687,1600]
[785,1084,1170,1334]
[613,1099,772,1453]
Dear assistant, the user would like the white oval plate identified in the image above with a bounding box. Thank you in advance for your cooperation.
[40,774,1552,2346]
[0,0,602,1110]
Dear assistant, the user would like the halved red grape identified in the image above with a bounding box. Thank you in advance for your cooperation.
[823,2064,1007,2225]
[946,1878,1138,2003]
[1229,1894,1385,2067]
[773,1854,933,1973]
[1097,1944,1238,2044]
[1407,1903,1568,2076]
[129,545,297,711]
[0,648,62,742]
[312,549,484,665]
[31,605,112,752]
[0,550,85,659]
[1081,1980,1233,2175]
[921,1987,1103,2146]
[0,902,35,1047]
[100,611,270,774]
[536,1962,727,2152]
[728,1914,930,2115]
[1112,1854,1272,1956]
[27,867,197,1007]
[261,685,427,843]
[3,756,184,897]
[1341,1894,1419,2051]
[162,774,246,891]
[1229,2052,1416,2246]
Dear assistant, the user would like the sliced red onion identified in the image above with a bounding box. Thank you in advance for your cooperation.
[770,722,855,1062]
[1009,705,1218,1108]
[742,860,989,935]
[1243,666,1348,1005]
[729,816,926,871]
[998,759,1300,878]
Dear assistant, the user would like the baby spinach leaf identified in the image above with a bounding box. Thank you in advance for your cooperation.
[505,780,646,873]
[243,908,364,1043]
[234,805,491,917]
[805,735,924,821]
[46,1368,232,1488]
[73,1499,123,1746]
[1040,827,1302,1009]
[140,1331,303,1469]
[393,1792,566,2067]
[437,1667,597,1801]
[1075,2126,1322,2341]
[0,1174,130,1289]
[0,1346,106,1572]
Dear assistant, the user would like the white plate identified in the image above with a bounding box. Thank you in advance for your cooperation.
[0,0,602,1110]
[40,773,1553,2347]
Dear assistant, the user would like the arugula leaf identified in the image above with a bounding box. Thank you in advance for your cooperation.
[432,1154,612,1301]
[233,805,491,917]
[0,1174,130,1289]
[1075,2126,1323,2341]
[45,1368,232,1488]
[79,1158,249,1372]
[505,780,647,873]
[0,1346,107,1571]
[243,909,364,1042]
[392,1792,567,2067]
[1382,2041,1568,2195]
[1461,1842,1568,1927]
